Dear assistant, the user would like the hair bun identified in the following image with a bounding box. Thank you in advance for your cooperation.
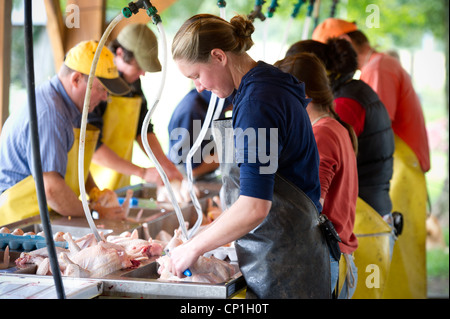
[230,15,255,38]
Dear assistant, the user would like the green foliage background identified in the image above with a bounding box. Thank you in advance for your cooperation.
[103,0,447,49]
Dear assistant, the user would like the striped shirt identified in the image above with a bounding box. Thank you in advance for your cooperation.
[0,75,81,193]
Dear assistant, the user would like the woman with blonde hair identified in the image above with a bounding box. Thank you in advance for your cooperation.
[168,14,330,299]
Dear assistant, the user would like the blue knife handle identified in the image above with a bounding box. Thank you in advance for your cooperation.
[183,269,192,277]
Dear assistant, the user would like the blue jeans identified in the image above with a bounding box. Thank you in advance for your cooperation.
[330,253,358,299]
[330,253,340,296]
[382,213,397,261]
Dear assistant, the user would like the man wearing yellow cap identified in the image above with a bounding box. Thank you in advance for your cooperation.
[0,40,130,226]
[312,18,430,298]
[88,23,183,191]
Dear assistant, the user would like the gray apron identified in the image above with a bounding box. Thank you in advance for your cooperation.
[213,118,331,299]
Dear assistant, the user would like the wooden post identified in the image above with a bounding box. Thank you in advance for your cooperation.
[44,0,66,71]
[44,0,178,72]
[44,0,106,71]
[0,0,12,133]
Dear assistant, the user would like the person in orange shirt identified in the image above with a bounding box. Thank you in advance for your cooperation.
[275,52,359,299]
[312,18,430,173]
[312,18,430,298]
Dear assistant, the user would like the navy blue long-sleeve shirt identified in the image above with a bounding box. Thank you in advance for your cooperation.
[232,61,322,212]
[168,89,233,169]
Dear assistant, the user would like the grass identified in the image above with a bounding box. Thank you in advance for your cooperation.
[427,227,449,278]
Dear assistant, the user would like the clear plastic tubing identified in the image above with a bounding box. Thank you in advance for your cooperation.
[302,15,312,40]
[278,16,294,60]
[139,22,190,241]
[185,7,228,239]
[78,13,124,243]
[186,95,225,239]
[262,18,270,61]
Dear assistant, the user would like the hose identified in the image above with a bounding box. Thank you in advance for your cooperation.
[301,0,315,40]
[186,3,228,239]
[24,0,65,299]
[278,0,306,59]
[77,1,189,241]
[261,0,278,61]
[139,21,190,241]
[126,0,192,240]
[262,0,278,61]
[330,0,339,17]
[218,0,227,20]
[186,96,225,238]
[78,13,124,243]
[312,0,322,29]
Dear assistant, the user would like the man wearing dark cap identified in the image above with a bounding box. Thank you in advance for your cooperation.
[88,23,183,191]
[0,40,130,225]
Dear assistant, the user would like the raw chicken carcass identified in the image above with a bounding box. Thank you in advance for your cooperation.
[59,253,91,278]
[16,233,139,278]
[15,246,70,268]
[89,188,133,220]
[57,233,138,278]
[89,187,119,207]
[60,240,135,278]
[156,254,236,284]
[106,229,163,260]
[163,229,184,255]
[156,179,200,205]
[190,255,236,282]
[156,228,236,284]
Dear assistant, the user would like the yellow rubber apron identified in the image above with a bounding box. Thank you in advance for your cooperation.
[90,95,142,191]
[382,135,427,299]
[0,126,99,226]
[65,125,100,196]
[345,197,392,299]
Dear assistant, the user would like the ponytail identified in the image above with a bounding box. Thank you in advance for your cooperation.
[275,52,358,154]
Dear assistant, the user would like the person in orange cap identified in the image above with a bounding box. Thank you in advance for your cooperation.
[312,18,430,298]
[312,18,358,44]
[312,18,430,175]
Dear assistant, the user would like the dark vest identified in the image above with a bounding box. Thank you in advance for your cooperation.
[334,80,394,216]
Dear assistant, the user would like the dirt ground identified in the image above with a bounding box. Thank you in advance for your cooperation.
[428,276,449,299]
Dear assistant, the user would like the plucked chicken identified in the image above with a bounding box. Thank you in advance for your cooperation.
[156,179,200,205]
[106,229,163,260]
[89,188,133,220]
[156,228,237,284]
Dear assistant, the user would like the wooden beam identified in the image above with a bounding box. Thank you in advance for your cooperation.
[0,0,13,134]
[45,0,106,71]
[44,0,177,72]
[44,0,66,71]
[64,0,106,53]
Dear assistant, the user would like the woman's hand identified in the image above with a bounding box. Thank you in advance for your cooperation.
[169,241,200,278]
